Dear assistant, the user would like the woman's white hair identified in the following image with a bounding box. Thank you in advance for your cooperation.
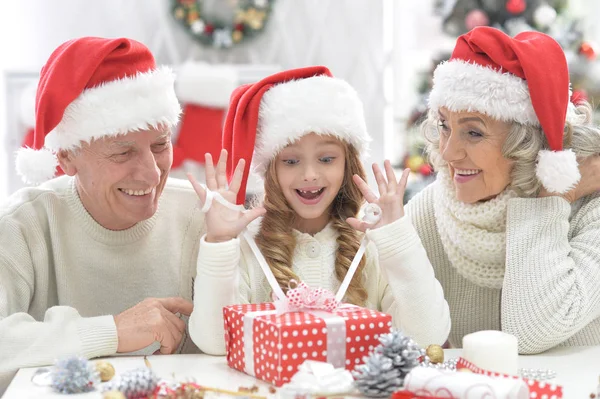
[422,102,600,197]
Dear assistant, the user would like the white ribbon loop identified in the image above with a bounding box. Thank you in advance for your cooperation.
[198,184,245,214]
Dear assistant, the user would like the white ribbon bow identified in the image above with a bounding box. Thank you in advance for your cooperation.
[279,360,356,396]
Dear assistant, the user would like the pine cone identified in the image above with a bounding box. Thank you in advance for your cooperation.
[353,354,403,397]
[353,330,422,397]
[101,367,158,399]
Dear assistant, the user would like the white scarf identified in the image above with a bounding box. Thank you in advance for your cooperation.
[433,170,518,289]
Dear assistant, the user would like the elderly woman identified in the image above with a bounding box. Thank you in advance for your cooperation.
[407,26,600,354]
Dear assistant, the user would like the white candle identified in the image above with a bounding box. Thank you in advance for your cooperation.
[462,330,519,375]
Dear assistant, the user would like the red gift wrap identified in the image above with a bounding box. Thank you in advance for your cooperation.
[223,302,392,386]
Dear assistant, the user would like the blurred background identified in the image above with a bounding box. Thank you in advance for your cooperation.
[1,0,599,203]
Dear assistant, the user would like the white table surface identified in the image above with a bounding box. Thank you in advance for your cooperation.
[4,346,600,398]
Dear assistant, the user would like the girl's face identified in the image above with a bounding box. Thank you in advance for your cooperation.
[275,133,346,234]
[438,107,514,203]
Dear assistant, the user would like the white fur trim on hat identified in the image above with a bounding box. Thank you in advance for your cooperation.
[44,66,181,151]
[536,149,580,194]
[252,76,370,176]
[175,62,238,108]
[429,60,539,125]
[15,147,59,185]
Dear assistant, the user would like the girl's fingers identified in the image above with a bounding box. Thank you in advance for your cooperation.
[243,206,267,226]
[384,160,398,192]
[346,217,366,232]
[352,174,378,203]
[204,153,218,191]
[216,149,229,189]
[397,168,410,198]
[372,163,388,196]
[228,159,246,195]
[187,173,207,205]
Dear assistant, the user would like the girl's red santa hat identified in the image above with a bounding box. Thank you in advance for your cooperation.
[222,66,371,204]
[429,26,579,194]
[16,37,181,185]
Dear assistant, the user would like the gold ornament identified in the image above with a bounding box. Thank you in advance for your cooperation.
[103,391,126,399]
[425,344,444,364]
[95,361,115,382]
[407,155,424,172]
[174,7,185,20]
[242,8,266,30]
[232,30,244,43]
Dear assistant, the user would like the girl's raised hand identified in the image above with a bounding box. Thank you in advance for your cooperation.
[188,149,265,242]
[347,160,410,232]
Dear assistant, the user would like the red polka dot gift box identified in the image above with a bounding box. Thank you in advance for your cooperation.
[223,302,392,387]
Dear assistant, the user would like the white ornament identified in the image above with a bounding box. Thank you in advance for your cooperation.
[191,19,205,34]
[533,4,557,29]
[362,203,382,225]
[254,0,268,8]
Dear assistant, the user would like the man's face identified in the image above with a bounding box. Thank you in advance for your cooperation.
[59,127,173,230]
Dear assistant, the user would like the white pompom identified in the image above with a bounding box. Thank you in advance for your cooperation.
[533,4,557,29]
[536,149,580,194]
[15,147,58,185]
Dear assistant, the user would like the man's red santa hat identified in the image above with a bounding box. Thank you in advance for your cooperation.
[429,26,580,194]
[16,37,181,185]
[222,66,371,205]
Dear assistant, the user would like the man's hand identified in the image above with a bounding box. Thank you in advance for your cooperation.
[114,297,193,354]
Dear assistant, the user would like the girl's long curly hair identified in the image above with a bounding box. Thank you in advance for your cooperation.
[255,138,369,305]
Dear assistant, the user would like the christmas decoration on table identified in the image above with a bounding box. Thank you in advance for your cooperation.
[101,367,159,399]
[223,299,392,387]
[104,391,127,399]
[152,381,268,399]
[455,357,563,399]
[49,356,99,394]
[96,361,116,382]
[399,366,531,399]
[171,0,275,49]
[352,330,421,398]
[278,360,356,397]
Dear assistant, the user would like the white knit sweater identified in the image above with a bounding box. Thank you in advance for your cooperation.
[406,180,600,354]
[0,176,205,393]
[189,216,451,355]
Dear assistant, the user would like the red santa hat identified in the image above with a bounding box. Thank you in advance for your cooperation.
[16,37,181,185]
[222,66,371,205]
[429,26,579,194]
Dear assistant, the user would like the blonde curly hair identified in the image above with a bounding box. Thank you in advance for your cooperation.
[422,102,600,197]
[255,139,369,305]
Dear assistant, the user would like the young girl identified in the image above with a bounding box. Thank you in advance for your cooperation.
[188,66,450,355]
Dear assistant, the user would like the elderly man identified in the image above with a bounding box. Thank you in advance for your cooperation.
[0,37,205,392]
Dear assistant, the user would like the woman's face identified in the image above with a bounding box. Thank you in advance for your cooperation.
[437,107,514,203]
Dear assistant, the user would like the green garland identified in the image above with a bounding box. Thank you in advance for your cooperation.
[172,0,275,49]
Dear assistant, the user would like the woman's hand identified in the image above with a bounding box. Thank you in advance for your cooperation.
[188,149,265,243]
[347,160,410,232]
[538,154,600,203]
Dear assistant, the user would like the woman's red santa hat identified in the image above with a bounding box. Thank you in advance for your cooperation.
[222,66,371,204]
[16,37,181,185]
[429,26,580,194]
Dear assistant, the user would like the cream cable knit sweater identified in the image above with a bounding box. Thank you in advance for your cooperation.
[406,180,600,354]
[0,176,205,394]
[189,216,451,355]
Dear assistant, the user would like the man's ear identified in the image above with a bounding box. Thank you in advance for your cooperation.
[56,149,77,176]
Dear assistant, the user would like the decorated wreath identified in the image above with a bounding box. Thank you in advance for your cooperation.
[172,0,275,49]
